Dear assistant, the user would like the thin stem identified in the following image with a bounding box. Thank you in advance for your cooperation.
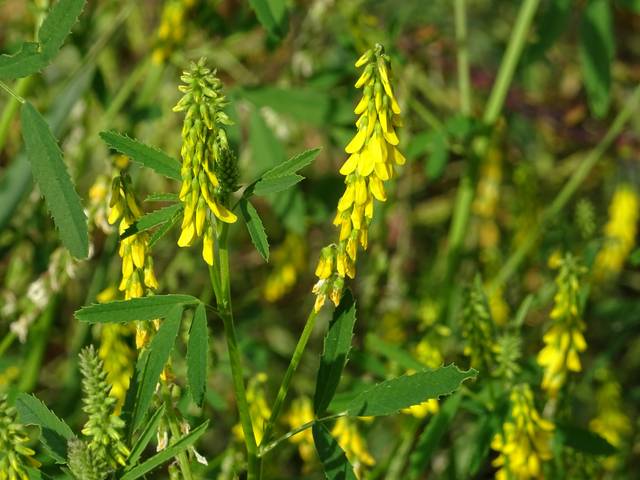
[259,412,346,457]
[0,80,26,104]
[161,384,194,480]
[444,0,540,283]
[260,308,319,448]
[454,0,472,115]
[212,223,259,479]
[492,83,640,291]
[0,77,33,151]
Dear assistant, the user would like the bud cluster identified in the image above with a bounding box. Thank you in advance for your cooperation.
[174,58,238,266]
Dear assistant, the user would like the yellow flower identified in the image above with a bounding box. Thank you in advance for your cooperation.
[593,184,639,282]
[331,417,375,478]
[232,373,271,445]
[151,0,194,64]
[589,369,630,470]
[537,253,586,397]
[285,397,316,465]
[313,44,404,311]
[108,173,159,349]
[263,234,306,302]
[174,58,238,266]
[98,322,134,410]
[492,385,554,480]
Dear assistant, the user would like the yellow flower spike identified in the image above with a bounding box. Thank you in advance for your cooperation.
[312,44,404,310]
[537,252,587,397]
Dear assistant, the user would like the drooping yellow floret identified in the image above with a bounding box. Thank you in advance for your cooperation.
[592,184,639,282]
[108,173,159,349]
[536,253,587,397]
[313,44,404,311]
[491,385,554,480]
[331,417,375,479]
[174,58,238,266]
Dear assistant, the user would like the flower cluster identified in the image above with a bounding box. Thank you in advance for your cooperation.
[264,234,306,302]
[285,396,315,465]
[537,253,587,396]
[461,276,496,370]
[491,385,554,480]
[108,172,159,348]
[174,58,238,266]
[593,184,639,282]
[78,346,130,470]
[332,417,375,478]
[313,44,405,311]
[0,394,39,480]
[232,373,271,445]
[151,0,196,64]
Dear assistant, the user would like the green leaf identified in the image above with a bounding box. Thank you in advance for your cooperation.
[344,365,477,417]
[617,0,640,12]
[122,420,209,480]
[0,43,47,80]
[408,393,462,478]
[127,404,166,467]
[556,423,617,456]
[121,203,182,240]
[15,393,73,464]
[21,102,88,259]
[38,0,86,60]
[314,291,357,415]
[253,174,304,196]
[425,131,449,180]
[99,131,181,181]
[75,295,199,324]
[364,333,425,371]
[187,303,209,406]
[313,422,357,480]
[526,0,571,63]
[239,198,269,261]
[579,0,615,118]
[248,0,288,39]
[148,209,181,248]
[242,87,331,126]
[0,0,85,80]
[132,306,183,431]
[263,148,321,179]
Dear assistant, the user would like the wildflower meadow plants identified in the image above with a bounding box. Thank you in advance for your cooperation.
[2,0,640,479]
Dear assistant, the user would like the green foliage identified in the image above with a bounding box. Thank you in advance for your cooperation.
[312,422,357,480]
[314,291,357,415]
[263,148,321,179]
[344,365,477,417]
[248,0,289,39]
[239,198,270,261]
[21,101,88,259]
[99,131,181,181]
[131,307,183,431]
[121,203,183,240]
[126,405,165,468]
[0,394,39,477]
[0,0,86,79]
[75,295,199,324]
[15,393,73,464]
[120,421,209,480]
[187,303,209,406]
[579,0,615,118]
[556,424,617,456]
[253,174,304,195]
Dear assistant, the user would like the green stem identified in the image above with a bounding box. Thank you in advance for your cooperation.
[212,223,259,479]
[0,80,26,104]
[445,0,540,282]
[259,308,319,450]
[492,83,640,291]
[454,0,472,115]
[0,77,33,151]
[161,384,194,480]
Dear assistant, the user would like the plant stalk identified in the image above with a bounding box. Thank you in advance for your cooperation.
[445,0,540,283]
[161,384,194,480]
[212,223,260,479]
[492,83,640,290]
[454,0,471,115]
[259,308,319,450]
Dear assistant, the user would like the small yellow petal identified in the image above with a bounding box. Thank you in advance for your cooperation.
[340,154,359,175]
[345,128,367,154]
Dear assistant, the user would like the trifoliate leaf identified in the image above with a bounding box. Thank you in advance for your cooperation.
[253,174,304,196]
[313,422,358,480]
[120,203,182,240]
[263,148,321,179]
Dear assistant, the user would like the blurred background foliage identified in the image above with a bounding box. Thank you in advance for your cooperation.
[1,0,640,478]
